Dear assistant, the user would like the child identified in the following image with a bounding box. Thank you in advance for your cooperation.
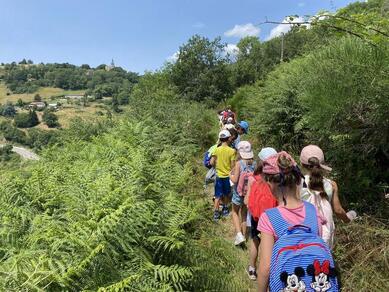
[233,121,249,149]
[229,141,255,246]
[244,147,277,280]
[257,151,327,292]
[300,145,356,248]
[210,130,236,221]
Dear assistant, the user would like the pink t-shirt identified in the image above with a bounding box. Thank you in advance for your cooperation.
[258,203,326,240]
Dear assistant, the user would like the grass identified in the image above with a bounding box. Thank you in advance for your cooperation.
[0,82,85,104]
[334,216,389,291]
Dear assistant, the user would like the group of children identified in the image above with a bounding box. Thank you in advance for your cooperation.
[205,114,357,291]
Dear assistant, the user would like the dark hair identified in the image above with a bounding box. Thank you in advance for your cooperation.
[264,155,302,188]
[303,157,328,200]
[228,128,238,139]
[219,137,229,143]
[253,160,264,175]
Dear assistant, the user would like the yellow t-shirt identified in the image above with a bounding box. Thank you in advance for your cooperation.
[212,145,236,178]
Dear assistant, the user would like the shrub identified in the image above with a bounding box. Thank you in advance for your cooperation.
[43,110,59,128]
[14,110,39,128]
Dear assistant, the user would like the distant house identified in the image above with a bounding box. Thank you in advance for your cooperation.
[29,101,46,110]
[48,103,59,111]
[65,94,84,99]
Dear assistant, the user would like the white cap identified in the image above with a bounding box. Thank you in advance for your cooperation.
[237,141,254,159]
[219,129,231,139]
[224,124,235,130]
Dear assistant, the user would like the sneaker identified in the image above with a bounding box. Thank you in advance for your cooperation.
[213,210,220,221]
[221,205,230,216]
[234,232,245,246]
[246,266,257,281]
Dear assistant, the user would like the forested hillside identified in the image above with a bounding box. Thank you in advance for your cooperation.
[0,0,388,291]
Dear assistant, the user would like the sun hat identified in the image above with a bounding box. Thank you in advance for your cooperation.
[300,145,332,172]
[218,129,231,139]
[237,141,254,159]
[258,147,277,161]
[237,121,249,134]
[263,151,297,175]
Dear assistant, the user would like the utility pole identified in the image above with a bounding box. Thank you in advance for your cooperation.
[280,33,285,62]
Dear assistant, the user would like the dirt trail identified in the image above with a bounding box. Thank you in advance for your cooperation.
[0,144,40,160]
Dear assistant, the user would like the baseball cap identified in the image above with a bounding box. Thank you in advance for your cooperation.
[300,145,332,172]
[237,141,254,159]
[238,121,249,134]
[258,147,277,161]
[219,129,231,139]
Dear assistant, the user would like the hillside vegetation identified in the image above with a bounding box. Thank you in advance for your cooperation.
[0,0,388,291]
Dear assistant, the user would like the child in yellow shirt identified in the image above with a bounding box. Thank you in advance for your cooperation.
[210,130,236,220]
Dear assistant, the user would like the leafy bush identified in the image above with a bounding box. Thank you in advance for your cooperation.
[0,121,27,144]
[14,110,39,128]
[43,110,60,128]
[239,37,388,216]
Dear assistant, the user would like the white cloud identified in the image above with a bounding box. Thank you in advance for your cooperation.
[224,43,239,58]
[193,22,205,29]
[167,51,179,63]
[224,23,260,38]
[298,2,305,7]
[267,16,305,40]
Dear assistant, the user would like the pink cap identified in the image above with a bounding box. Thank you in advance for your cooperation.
[300,145,332,172]
[263,151,297,175]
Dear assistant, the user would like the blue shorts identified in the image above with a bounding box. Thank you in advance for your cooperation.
[232,188,244,206]
[214,177,231,198]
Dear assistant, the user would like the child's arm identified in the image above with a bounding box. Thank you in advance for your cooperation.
[229,161,240,184]
[244,178,254,205]
[210,156,216,167]
[257,233,274,292]
[331,181,351,223]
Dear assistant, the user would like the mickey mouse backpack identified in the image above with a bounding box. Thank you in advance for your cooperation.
[266,201,339,292]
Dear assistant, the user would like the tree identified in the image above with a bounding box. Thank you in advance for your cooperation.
[16,99,25,107]
[231,36,264,87]
[34,94,42,101]
[81,64,91,69]
[170,35,232,102]
[19,59,27,65]
[43,110,59,128]
[14,110,39,128]
[116,90,130,105]
[1,103,16,117]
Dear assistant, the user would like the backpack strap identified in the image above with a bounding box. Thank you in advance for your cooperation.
[239,160,256,172]
[302,201,319,235]
[265,208,289,239]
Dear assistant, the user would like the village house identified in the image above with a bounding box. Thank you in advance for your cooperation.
[29,101,46,110]
[65,94,84,99]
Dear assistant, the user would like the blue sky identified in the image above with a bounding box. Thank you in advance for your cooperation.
[0,0,358,73]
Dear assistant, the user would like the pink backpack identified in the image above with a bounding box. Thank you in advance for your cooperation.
[237,160,256,196]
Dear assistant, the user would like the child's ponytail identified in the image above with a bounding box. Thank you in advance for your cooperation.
[307,157,328,200]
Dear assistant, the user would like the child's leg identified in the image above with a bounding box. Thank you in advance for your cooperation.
[241,204,247,237]
[249,236,260,268]
[232,203,241,234]
[214,197,220,211]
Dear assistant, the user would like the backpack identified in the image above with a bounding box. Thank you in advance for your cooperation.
[236,160,256,196]
[266,201,339,292]
[301,188,335,249]
[203,145,217,169]
[203,151,212,169]
[248,175,277,221]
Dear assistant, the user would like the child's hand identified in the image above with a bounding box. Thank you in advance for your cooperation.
[346,210,357,221]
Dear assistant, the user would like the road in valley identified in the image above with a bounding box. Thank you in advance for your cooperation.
[0,144,40,160]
